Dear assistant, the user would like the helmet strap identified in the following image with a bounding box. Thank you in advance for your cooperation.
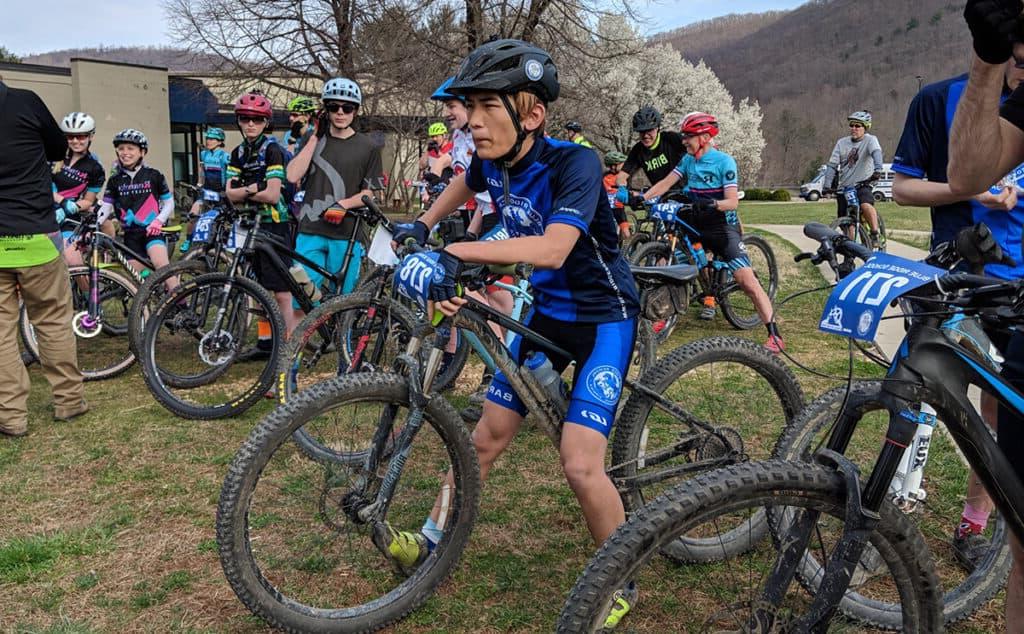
[495,94,530,168]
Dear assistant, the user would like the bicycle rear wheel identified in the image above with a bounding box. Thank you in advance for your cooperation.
[558,461,943,633]
[630,241,682,344]
[140,273,283,419]
[217,374,480,632]
[773,382,1011,628]
[718,233,778,330]
[610,336,804,562]
[22,267,138,381]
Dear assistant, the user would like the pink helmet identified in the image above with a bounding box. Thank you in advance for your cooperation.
[234,91,273,119]
[679,111,719,138]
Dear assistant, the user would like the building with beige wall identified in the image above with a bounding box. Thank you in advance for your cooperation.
[1,58,435,211]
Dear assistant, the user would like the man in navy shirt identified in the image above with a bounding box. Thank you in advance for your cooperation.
[381,39,641,629]
[940,0,1024,624]
[893,55,1024,574]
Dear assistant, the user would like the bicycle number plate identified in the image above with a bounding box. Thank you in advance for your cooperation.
[191,210,218,243]
[393,252,444,310]
[650,202,681,222]
[202,189,221,203]
[481,223,509,241]
[843,186,859,207]
[819,252,942,341]
[367,224,399,266]
[226,223,248,251]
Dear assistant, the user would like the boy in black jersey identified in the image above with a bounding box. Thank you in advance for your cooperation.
[614,106,686,195]
[97,129,174,276]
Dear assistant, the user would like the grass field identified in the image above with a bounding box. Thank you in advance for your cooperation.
[739,200,933,234]
[0,230,1002,633]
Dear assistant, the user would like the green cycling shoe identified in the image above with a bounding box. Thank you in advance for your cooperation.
[371,521,429,577]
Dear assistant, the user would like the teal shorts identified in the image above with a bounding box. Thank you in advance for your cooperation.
[292,232,364,309]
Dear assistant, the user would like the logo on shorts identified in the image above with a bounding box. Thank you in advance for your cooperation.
[857,309,874,336]
[525,60,544,81]
[586,365,622,406]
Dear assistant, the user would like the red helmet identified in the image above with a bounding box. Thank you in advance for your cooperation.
[680,112,719,137]
[234,91,273,119]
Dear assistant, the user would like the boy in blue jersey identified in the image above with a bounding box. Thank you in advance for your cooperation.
[893,55,1024,573]
[638,111,784,352]
[379,39,641,628]
[944,1,1024,624]
[182,127,230,253]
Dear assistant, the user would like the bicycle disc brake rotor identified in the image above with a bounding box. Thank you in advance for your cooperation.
[198,329,236,365]
[72,311,102,338]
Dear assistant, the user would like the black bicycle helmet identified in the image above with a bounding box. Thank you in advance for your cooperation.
[632,106,663,132]
[448,39,560,103]
[565,120,582,132]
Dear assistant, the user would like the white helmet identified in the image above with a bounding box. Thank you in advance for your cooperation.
[321,77,362,105]
[848,110,872,129]
[61,112,95,135]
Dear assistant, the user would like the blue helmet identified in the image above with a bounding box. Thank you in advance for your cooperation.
[204,127,226,141]
[431,77,465,103]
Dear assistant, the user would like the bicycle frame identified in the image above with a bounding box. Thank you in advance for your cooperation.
[769,311,1024,629]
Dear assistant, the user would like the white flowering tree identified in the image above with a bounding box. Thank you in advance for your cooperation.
[560,15,765,181]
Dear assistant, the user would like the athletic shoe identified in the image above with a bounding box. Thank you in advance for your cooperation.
[603,582,638,630]
[237,343,274,363]
[699,305,716,320]
[459,404,481,424]
[179,239,191,254]
[870,233,881,250]
[764,334,785,354]
[952,530,990,573]
[372,521,428,577]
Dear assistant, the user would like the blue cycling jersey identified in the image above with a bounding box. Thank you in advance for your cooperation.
[200,148,230,192]
[893,74,1024,279]
[465,136,639,322]
[673,148,740,227]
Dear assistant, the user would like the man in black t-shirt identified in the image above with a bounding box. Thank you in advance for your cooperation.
[946,0,1024,623]
[614,106,686,198]
[287,77,384,317]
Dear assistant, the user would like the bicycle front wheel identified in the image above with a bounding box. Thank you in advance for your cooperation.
[140,273,283,419]
[557,461,943,634]
[128,258,210,357]
[217,374,480,632]
[21,267,138,381]
[718,233,778,330]
[610,336,804,562]
[773,382,1011,628]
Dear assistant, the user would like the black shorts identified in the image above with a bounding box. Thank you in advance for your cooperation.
[701,225,750,271]
[996,330,1024,485]
[252,222,294,292]
[837,185,874,218]
[122,227,166,260]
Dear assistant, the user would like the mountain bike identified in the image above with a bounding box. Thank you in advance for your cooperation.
[830,179,887,253]
[139,197,370,419]
[557,224,1024,633]
[215,249,805,632]
[630,198,779,331]
[21,212,181,380]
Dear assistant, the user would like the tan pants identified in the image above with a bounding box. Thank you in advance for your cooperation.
[0,256,83,433]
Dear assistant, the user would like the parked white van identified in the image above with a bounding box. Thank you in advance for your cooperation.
[800,163,894,202]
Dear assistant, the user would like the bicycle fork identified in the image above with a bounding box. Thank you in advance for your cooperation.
[762,397,922,631]
[72,245,103,338]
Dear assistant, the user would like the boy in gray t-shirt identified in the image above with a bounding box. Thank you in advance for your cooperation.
[823,110,884,247]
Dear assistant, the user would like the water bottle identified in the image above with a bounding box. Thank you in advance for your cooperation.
[288,264,322,303]
[525,352,568,418]
[691,241,708,268]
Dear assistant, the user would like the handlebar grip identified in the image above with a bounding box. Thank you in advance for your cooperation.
[361,194,383,216]
[794,252,812,263]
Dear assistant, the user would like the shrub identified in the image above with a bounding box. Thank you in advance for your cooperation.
[770,189,792,201]
[743,188,772,201]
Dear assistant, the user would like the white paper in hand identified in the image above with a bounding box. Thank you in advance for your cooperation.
[368,224,400,266]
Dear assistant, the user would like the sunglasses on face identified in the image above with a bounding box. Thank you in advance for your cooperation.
[66,134,90,141]
[325,102,357,114]
[849,123,864,129]
[238,116,267,125]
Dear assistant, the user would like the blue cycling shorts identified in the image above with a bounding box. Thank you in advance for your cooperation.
[486,310,637,437]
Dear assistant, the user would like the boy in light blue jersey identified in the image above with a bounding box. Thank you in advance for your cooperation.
[639,112,783,352]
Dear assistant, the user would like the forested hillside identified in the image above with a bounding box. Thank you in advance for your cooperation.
[658,0,972,185]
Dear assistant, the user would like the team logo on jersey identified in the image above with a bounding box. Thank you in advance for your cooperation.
[525,60,544,81]
[586,365,622,406]
[725,170,736,180]
[500,192,544,237]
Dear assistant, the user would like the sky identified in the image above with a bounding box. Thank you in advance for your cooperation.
[2,0,811,56]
